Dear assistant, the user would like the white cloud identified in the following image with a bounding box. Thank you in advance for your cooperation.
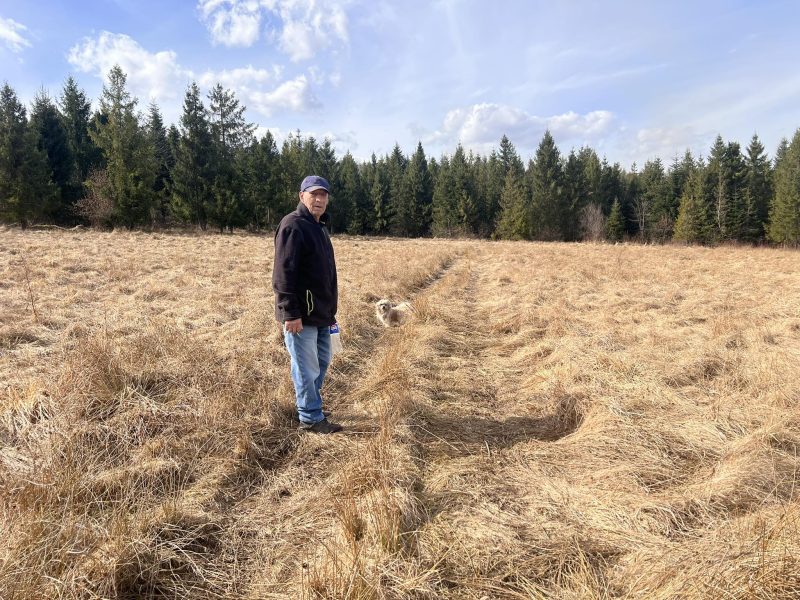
[67,32,322,126]
[197,64,279,90]
[67,32,190,105]
[428,103,616,155]
[198,0,262,47]
[196,0,349,61]
[0,16,31,53]
[248,75,320,116]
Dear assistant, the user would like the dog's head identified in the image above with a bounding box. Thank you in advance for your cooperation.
[376,299,392,316]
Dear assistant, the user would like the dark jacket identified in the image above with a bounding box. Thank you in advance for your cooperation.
[272,202,338,326]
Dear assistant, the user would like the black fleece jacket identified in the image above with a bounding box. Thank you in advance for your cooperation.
[272,202,338,326]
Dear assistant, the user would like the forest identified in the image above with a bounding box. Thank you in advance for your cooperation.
[2,65,799,245]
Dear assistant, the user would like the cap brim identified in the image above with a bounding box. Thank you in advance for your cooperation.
[303,185,329,192]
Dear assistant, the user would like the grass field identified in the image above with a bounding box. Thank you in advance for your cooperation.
[1,226,799,599]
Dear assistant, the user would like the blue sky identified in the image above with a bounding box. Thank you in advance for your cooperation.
[1,0,799,168]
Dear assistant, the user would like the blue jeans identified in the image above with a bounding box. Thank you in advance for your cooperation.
[284,325,331,425]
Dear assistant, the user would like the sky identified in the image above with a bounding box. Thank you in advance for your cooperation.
[1,0,799,169]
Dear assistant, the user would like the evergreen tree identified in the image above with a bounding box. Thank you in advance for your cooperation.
[171,82,214,228]
[206,84,255,231]
[767,128,800,245]
[397,141,433,236]
[605,197,624,241]
[243,130,280,229]
[706,135,748,241]
[146,103,172,226]
[562,149,589,241]
[370,155,391,234]
[387,143,408,235]
[59,76,100,205]
[529,130,564,240]
[29,89,73,222]
[431,155,459,236]
[639,158,673,241]
[674,159,712,243]
[0,83,54,226]
[337,152,368,234]
[90,66,155,228]
[744,134,772,241]
[483,151,504,236]
[496,169,530,240]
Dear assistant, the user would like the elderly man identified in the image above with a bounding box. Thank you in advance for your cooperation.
[272,175,342,434]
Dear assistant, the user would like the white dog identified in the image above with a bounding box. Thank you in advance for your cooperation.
[375,299,414,327]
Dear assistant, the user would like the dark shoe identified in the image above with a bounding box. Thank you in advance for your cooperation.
[299,418,342,434]
[292,410,331,422]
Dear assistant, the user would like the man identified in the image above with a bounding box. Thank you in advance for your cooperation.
[272,175,343,434]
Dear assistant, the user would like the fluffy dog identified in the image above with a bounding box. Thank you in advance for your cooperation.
[375,299,413,327]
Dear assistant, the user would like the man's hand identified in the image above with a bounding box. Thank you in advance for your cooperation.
[284,318,303,334]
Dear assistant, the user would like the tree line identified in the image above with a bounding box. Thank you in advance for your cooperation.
[2,66,800,245]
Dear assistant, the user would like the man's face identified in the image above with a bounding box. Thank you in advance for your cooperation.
[300,189,329,221]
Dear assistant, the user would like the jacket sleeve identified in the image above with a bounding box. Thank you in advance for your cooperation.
[272,223,304,321]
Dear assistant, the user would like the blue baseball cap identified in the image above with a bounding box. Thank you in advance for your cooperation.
[300,175,330,193]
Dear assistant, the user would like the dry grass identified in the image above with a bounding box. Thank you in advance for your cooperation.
[1,225,799,599]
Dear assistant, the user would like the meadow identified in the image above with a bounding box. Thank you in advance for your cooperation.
[1,227,799,599]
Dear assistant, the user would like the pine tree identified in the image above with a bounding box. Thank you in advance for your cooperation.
[605,197,624,242]
[171,82,214,228]
[529,130,564,240]
[0,83,54,226]
[29,89,73,222]
[767,128,800,245]
[90,66,155,228]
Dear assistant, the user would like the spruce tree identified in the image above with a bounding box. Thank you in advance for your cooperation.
[0,83,54,226]
[605,197,624,242]
[496,169,529,240]
[767,128,800,245]
[431,155,459,236]
[337,152,368,234]
[146,103,172,226]
[59,76,100,205]
[90,66,155,228]
[673,160,712,244]
[398,142,433,236]
[370,156,391,234]
[563,149,589,241]
[171,82,214,228]
[529,130,564,240]
[243,130,280,229]
[206,84,254,231]
[744,134,772,241]
[29,90,73,222]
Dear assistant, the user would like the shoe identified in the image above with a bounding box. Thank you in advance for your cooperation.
[299,418,342,434]
[292,410,331,422]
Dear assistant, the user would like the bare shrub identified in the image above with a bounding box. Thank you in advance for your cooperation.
[581,202,606,241]
[74,169,114,228]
